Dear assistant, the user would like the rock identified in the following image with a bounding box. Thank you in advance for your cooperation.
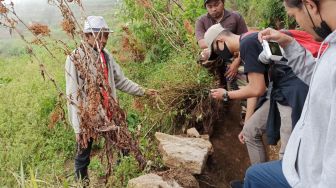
[155,132,212,174]
[200,134,210,141]
[187,128,200,138]
[127,173,181,188]
[159,169,200,188]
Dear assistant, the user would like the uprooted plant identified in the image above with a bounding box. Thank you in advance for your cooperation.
[1,0,145,184]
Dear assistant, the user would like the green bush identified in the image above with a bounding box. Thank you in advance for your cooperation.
[229,0,296,29]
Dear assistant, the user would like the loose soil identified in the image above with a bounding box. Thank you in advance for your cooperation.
[197,101,250,188]
[196,101,280,188]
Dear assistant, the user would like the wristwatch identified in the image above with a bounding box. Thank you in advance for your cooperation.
[222,90,230,102]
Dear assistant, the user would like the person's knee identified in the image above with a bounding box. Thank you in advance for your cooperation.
[280,123,292,135]
[245,165,260,181]
[243,124,263,142]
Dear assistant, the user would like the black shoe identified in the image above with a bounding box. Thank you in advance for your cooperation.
[230,180,244,188]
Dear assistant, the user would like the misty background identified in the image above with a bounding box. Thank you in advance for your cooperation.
[0,0,121,56]
[0,0,120,39]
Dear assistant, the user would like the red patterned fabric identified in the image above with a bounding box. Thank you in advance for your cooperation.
[100,52,112,120]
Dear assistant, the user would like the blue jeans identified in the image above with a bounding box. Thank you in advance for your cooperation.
[244,160,291,188]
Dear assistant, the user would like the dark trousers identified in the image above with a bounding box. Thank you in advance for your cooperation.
[74,139,129,181]
[75,139,93,181]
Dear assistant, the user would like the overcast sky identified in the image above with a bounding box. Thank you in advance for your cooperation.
[4,0,23,4]
[0,0,119,39]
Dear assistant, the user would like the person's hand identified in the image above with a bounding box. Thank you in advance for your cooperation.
[144,89,159,97]
[75,133,81,142]
[200,48,210,60]
[225,58,240,79]
[210,88,226,100]
[238,131,245,144]
[258,28,294,48]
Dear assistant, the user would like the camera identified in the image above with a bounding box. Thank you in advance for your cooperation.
[262,40,284,61]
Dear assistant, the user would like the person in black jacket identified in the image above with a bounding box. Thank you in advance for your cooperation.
[205,24,308,165]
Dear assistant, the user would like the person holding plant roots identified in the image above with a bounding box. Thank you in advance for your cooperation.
[206,23,310,167]
[230,0,336,188]
[196,0,249,125]
[196,0,248,80]
[65,16,157,184]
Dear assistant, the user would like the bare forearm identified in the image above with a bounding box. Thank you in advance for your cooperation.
[198,39,208,49]
[228,85,265,100]
[245,97,258,122]
[232,56,241,66]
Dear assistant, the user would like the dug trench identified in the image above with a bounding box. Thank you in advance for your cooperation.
[196,101,250,188]
[195,100,280,188]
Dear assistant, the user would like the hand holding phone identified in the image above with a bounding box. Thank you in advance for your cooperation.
[262,40,284,61]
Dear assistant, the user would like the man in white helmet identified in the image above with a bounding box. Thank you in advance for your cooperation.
[65,16,157,184]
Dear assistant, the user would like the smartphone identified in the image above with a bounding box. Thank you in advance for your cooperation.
[262,40,284,61]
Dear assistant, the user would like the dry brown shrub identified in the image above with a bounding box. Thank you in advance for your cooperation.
[4,18,17,28]
[121,26,145,62]
[31,38,43,45]
[133,98,144,112]
[25,46,33,54]
[29,23,51,36]
[183,20,193,35]
[117,54,130,63]
[137,0,152,8]
[61,19,76,36]
[0,3,7,14]
[121,35,131,51]
[49,110,61,129]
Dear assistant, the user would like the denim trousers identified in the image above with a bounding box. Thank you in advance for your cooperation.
[244,160,291,188]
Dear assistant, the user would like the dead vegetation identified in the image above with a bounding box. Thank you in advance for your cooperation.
[121,25,146,62]
[140,80,223,136]
[28,23,51,36]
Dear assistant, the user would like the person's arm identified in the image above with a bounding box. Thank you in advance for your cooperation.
[225,55,241,79]
[65,55,81,134]
[198,39,208,49]
[195,18,208,49]
[111,58,145,96]
[258,28,316,85]
[282,40,316,85]
[210,72,267,100]
[229,72,266,99]
[245,97,258,122]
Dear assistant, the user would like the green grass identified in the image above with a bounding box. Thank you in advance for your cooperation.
[0,52,75,186]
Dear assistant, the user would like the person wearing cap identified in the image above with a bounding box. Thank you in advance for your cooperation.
[196,0,248,82]
[206,24,309,167]
[65,16,157,183]
[234,0,336,187]
[196,0,248,49]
